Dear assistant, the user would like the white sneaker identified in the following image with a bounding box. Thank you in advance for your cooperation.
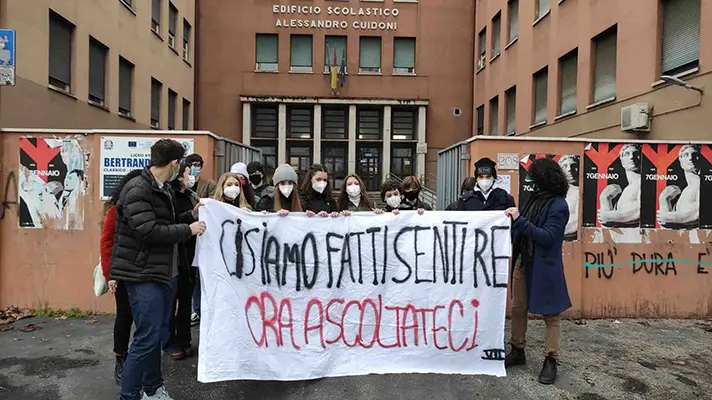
[142,386,174,400]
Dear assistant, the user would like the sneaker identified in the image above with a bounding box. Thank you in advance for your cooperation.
[166,348,186,361]
[142,386,174,400]
[191,313,200,326]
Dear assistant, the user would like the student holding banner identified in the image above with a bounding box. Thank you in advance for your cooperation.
[256,164,303,215]
[337,174,383,214]
[399,175,432,212]
[380,177,426,214]
[299,164,339,217]
[504,157,572,385]
[457,157,514,211]
[446,176,477,210]
[214,172,254,210]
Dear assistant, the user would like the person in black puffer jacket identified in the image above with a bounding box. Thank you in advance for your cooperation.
[456,157,515,211]
[299,164,338,217]
[110,139,205,400]
[446,177,477,210]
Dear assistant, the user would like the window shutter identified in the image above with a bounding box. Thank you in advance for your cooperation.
[506,88,516,134]
[151,79,161,124]
[168,90,177,130]
[359,37,381,69]
[534,69,548,124]
[325,36,347,71]
[256,34,278,63]
[169,6,176,34]
[508,0,519,41]
[252,105,278,138]
[89,39,106,102]
[476,106,484,135]
[290,35,313,68]
[492,15,501,54]
[182,99,190,130]
[538,0,550,17]
[288,106,313,138]
[593,29,617,103]
[49,13,72,86]
[119,58,133,113]
[490,97,499,135]
[478,30,486,56]
[391,108,416,140]
[357,108,382,139]
[559,52,577,114]
[323,106,348,139]
[152,0,161,22]
[393,38,415,69]
[661,0,700,74]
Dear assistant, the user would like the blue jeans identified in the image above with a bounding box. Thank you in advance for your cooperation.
[119,281,173,400]
[192,268,201,316]
[162,276,180,353]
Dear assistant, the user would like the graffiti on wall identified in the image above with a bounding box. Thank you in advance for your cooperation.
[583,246,712,280]
[18,137,87,230]
[519,153,581,241]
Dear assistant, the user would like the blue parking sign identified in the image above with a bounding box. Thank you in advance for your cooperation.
[0,29,16,86]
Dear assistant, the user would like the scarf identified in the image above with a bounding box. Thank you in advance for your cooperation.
[512,188,554,268]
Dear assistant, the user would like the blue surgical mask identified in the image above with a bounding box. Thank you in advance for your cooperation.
[190,166,201,176]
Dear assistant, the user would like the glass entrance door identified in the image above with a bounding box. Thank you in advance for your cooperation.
[357,144,382,191]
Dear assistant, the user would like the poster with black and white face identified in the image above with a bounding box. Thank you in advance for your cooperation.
[582,143,641,228]
[698,145,712,229]
[640,144,706,229]
[518,153,580,241]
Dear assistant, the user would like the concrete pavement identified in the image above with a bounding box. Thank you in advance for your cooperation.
[0,317,710,400]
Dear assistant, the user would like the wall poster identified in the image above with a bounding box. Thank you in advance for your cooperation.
[18,137,87,229]
[518,153,581,241]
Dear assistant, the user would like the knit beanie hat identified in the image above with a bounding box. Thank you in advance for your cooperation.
[474,157,497,178]
[272,164,299,185]
[230,162,249,178]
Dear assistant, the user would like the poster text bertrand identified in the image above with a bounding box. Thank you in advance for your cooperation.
[196,201,511,382]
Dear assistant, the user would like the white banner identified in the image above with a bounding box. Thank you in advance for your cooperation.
[99,136,194,200]
[196,200,512,382]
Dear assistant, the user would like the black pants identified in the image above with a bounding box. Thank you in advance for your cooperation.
[113,281,133,355]
[170,270,195,349]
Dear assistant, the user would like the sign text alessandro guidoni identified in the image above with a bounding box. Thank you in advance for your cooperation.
[273,5,399,31]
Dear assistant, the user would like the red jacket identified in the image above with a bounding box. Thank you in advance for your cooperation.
[100,206,117,281]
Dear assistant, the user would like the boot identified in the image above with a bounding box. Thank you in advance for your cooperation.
[504,346,526,368]
[538,356,557,384]
[114,353,126,386]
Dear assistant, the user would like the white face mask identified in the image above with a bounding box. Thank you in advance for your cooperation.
[346,184,361,198]
[386,196,401,209]
[478,178,494,192]
[279,184,294,198]
[223,185,240,200]
[185,174,196,189]
[312,181,327,194]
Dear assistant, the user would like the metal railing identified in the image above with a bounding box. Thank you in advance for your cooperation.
[213,138,262,176]
[436,140,471,210]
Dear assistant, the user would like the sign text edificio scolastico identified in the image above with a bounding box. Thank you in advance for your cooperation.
[273,5,399,31]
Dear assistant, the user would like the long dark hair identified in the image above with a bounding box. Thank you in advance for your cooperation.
[529,158,569,197]
[299,164,332,200]
[337,174,373,211]
[104,169,143,213]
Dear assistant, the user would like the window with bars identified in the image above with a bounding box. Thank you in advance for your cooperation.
[505,87,516,135]
[536,0,550,20]
[151,78,162,128]
[477,29,486,70]
[533,67,548,125]
[357,107,382,140]
[508,0,519,44]
[661,0,700,76]
[322,106,348,139]
[290,35,313,72]
[183,19,191,63]
[489,96,499,135]
[49,11,74,91]
[88,37,107,105]
[558,49,577,115]
[256,34,278,71]
[119,57,133,116]
[152,0,161,34]
[168,4,177,49]
[492,13,501,57]
[359,37,381,73]
[476,105,484,135]
[393,37,415,74]
[287,106,313,139]
[182,99,191,130]
[325,36,347,73]
[391,108,416,140]
[168,89,177,130]
[251,105,278,138]
[592,26,617,104]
